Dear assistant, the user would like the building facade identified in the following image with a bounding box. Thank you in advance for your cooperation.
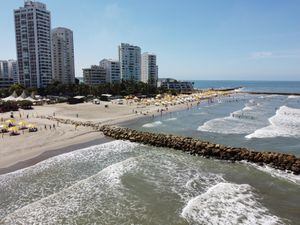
[99,59,120,83]
[83,65,106,85]
[0,60,18,86]
[158,78,194,93]
[8,60,19,84]
[0,61,9,79]
[118,43,141,81]
[141,53,158,87]
[52,27,75,84]
[14,1,52,88]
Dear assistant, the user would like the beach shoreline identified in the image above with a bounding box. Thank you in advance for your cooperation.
[0,90,234,175]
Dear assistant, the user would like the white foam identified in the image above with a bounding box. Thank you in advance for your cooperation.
[0,140,138,220]
[246,106,300,139]
[181,182,283,225]
[244,162,300,185]
[198,98,266,134]
[1,157,138,224]
[164,117,177,121]
[142,121,163,128]
[288,95,300,99]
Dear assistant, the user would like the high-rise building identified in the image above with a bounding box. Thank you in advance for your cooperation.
[83,65,106,85]
[52,27,75,84]
[8,60,19,84]
[0,61,9,78]
[0,60,14,88]
[99,59,120,83]
[118,43,141,81]
[14,1,52,88]
[141,53,158,87]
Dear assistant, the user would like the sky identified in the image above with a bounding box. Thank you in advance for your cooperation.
[0,0,300,81]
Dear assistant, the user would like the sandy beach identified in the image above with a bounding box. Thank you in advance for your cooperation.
[0,91,232,173]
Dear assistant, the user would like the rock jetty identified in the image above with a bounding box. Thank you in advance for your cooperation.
[99,125,300,175]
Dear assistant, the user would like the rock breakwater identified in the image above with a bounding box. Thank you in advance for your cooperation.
[99,125,300,175]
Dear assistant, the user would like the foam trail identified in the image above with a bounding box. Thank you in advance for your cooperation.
[0,140,138,220]
[142,121,163,128]
[244,162,300,185]
[246,106,300,139]
[164,117,177,121]
[1,157,138,224]
[181,182,283,225]
[198,100,262,134]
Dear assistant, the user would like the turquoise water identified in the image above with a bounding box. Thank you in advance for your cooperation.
[1,81,300,224]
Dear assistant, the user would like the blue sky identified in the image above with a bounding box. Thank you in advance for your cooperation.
[1,0,300,80]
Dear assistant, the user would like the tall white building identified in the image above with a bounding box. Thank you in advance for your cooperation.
[14,1,52,88]
[118,43,141,81]
[52,27,75,84]
[99,59,120,83]
[141,53,158,87]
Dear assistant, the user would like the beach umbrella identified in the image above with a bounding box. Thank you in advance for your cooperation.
[5,119,15,124]
[8,126,19,132]
[27,124,36,128]
[0,124,8,129]
[18,121,27,127]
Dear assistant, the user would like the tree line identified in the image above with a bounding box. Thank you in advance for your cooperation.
[0,81,169,98]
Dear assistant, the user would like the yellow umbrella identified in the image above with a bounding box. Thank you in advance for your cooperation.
[18,121,27,127]
[8,127,19,132]
[27,124,36,128]
[5,119,15,124]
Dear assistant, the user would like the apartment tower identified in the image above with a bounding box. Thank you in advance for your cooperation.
[52,27,75,84]
[118,43,141,81]
[141,53,158,87]
[14,1,52,88]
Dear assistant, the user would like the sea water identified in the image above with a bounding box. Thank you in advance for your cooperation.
[1,81,300,224]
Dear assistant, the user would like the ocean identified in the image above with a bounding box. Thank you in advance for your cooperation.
[0,81,300,224]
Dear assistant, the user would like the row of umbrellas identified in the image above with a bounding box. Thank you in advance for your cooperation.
[0,120,36,132]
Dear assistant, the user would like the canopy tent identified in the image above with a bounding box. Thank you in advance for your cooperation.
[2,91,18,102]
[25,96,36,102]
[15,90,28,101]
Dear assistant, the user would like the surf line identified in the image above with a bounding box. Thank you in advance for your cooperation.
[99,125,300,175]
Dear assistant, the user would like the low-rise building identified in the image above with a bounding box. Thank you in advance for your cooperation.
[83,65,106,85]
[158,78,194,93]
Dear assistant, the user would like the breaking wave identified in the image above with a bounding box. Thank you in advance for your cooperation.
[181,182,283,225]
[246,106,300,139]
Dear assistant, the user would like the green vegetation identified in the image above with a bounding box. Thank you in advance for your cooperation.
[0,81,168,98]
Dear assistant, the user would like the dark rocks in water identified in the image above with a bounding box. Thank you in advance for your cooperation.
[99,125,300,175]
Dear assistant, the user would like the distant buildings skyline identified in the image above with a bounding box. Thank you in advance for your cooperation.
[1,1,159,88]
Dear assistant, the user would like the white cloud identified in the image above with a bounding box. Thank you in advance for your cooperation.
[250,51,273,59]
[250,50,300,59]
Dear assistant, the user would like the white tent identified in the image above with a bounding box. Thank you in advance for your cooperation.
[15,90,28,101]
[2,91,18,102]
[25,96,36,102]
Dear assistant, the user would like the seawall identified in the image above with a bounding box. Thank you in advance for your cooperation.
[99,125,300,175]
